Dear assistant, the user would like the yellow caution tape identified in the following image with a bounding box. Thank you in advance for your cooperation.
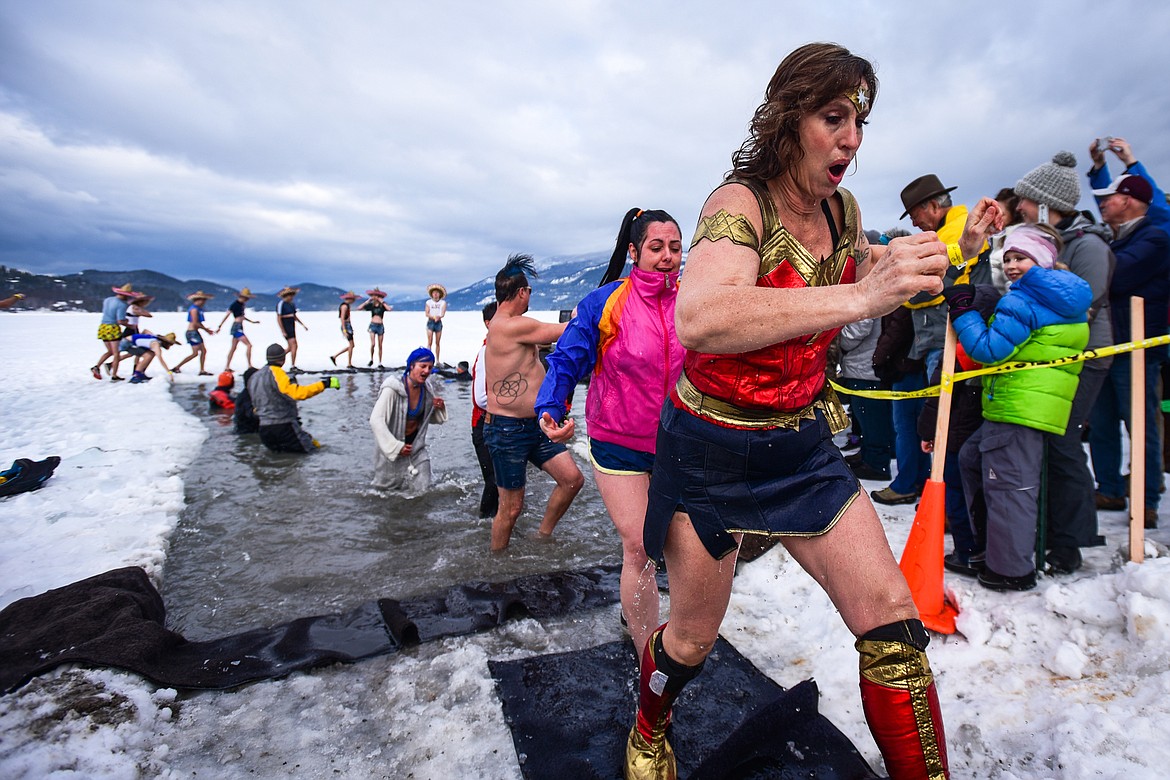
[832,333,1170,400]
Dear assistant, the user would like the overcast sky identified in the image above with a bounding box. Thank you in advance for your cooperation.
[2,0,1168,296]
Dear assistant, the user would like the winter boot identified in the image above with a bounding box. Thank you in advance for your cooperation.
[624,624,704,780]
[857,619,949,779]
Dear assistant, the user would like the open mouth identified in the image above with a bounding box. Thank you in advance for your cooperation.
[829,162,848,178]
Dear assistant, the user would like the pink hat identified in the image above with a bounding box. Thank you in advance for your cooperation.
[1003,225,1058,270]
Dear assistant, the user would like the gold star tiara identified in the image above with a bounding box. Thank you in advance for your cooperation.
[846,84,870,114]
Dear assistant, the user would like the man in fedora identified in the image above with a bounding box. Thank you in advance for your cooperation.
[276,286,308,373]
[869,175,992,506]
[216,288,259,371]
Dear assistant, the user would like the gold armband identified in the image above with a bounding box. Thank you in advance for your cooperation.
[691,209,760,250]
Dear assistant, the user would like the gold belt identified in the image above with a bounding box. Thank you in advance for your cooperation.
[675,371,848,434]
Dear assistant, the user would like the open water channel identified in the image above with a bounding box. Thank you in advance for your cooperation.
[160,369,617,641]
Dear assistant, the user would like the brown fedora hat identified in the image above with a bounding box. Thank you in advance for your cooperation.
[900,174,957,218]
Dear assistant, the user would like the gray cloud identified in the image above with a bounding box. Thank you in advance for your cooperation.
[2,0,1168,295]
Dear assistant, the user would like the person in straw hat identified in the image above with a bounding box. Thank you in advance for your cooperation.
[330,291,359,369]
[424,283,448,365]
[126,331,178,383]
[215,288,259,371]
[276,286,308,373]
[91,283,138,381]
[172,291,216,375]
[357,288,392,368]
[125,292,154,337]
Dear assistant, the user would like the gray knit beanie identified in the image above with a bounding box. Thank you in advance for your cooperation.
[1015,151,1080,213]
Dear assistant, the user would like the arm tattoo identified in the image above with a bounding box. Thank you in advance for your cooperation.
[691,209,760,250]
[858,244,871,268]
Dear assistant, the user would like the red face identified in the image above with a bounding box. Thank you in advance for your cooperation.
[793,84,868,199]
[409,360,434,383]
[632,221,683,274]
[1097,193,1128,227]
[908,200,947,233]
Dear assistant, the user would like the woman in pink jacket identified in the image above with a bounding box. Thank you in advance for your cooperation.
[536,207,684,659]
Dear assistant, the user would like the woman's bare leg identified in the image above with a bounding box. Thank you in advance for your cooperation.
[593,469,658,658]
[780,493,917,637]
[658,514,739,666]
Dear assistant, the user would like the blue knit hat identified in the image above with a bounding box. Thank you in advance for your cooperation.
[406,347,436,368]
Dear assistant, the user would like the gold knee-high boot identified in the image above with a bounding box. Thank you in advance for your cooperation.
[857,619,949,780]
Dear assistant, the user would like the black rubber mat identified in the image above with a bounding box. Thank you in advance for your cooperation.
[488,637,879,779]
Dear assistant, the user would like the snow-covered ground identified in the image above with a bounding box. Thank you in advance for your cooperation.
[2,310,1169,779]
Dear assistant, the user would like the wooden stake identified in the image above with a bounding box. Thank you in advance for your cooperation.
[931,320,958,482]
[1130,296,1145,564]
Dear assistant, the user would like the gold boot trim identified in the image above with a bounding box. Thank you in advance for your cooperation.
[624,725,676,780]
[857,639,946,779]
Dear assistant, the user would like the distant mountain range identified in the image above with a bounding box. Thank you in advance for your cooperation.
[0,251,617,313]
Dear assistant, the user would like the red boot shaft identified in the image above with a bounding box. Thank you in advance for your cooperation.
[626,624,704,780]
[857,636,949,780]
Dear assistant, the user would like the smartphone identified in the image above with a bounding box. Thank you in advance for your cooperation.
[1096,137,1114,153]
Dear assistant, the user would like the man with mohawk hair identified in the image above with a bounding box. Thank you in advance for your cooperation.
[483,254,584,551]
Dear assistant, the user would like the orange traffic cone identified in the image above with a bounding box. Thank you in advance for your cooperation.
[897,320,960,635]
[899,479,958,634]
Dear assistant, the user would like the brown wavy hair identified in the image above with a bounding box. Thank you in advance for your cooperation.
[730,43,878,182]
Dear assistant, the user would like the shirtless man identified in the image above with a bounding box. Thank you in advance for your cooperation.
[484,254,584,551]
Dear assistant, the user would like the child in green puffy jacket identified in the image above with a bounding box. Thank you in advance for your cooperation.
[945,223,1092,591]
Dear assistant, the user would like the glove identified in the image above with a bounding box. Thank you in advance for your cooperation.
[324,376,340,390]
[941,283,976,319]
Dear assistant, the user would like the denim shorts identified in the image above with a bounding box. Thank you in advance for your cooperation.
[426,320,443,333]
[230,322,245,339]
[369,323,385,336]
[484,414,568,490]
[186,330,204,346]
[589,438,654,475]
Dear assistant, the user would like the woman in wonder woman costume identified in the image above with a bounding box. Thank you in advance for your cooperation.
[623,43,993,780]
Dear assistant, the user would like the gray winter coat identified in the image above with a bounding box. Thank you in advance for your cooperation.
[369,374,448,492]
[1058,212,1115,358]
[838,317,881,381]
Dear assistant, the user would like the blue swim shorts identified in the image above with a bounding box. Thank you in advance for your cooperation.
[589,438,654,475]
[186,330,204,346]
[484,414,568,490]
[643,401,859,565]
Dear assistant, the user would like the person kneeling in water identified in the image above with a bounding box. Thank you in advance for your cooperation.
[370,347,447,492]
[247,344,339,453]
